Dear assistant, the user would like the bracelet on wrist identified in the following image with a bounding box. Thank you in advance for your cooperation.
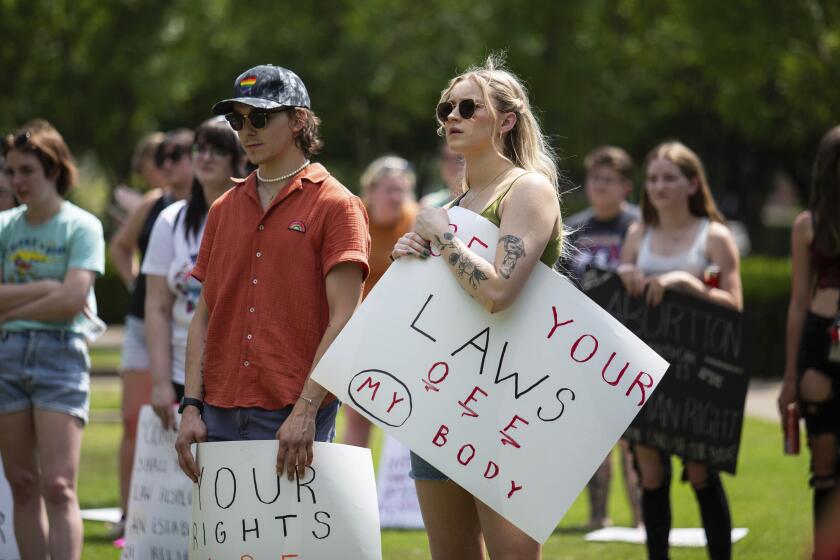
[299,395,317,408]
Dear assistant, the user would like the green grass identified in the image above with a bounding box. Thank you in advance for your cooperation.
[76,382,812,559]
[89,346,122,373]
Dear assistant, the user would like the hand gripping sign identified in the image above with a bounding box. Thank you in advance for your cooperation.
[189,442,381,560]
[312,207,670,543]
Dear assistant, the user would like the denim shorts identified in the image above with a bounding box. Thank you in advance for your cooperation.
[0,330,90,424]
[119,314,150,372]
[203,399,340,442]
[409,450,449,481]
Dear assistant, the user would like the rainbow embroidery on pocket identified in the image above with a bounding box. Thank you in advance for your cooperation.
[288,220,306,233]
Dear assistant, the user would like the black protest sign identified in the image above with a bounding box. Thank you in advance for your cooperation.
[583,271,748,474]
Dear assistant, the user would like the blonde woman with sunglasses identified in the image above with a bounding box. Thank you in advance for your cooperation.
[392,56,563,560]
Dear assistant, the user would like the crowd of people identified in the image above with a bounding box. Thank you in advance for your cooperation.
[0,56,837,560]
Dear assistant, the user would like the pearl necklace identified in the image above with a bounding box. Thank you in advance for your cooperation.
[256,160,310,183]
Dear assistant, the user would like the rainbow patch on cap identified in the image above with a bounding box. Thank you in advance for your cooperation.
[288,220,306,233]
[239,76,258,92]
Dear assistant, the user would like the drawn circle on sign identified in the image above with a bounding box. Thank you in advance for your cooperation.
[429,223,459,257]
[348,369,413,427]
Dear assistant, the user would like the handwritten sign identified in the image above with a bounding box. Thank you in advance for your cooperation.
[312,207,670,543]
[584,271,748,473]
[376,435,424,529]
[121,406,191,560]
[190,441,381,559]
[0,455,19,560]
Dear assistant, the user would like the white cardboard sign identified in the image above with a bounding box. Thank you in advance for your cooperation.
[121,406,192,560]
[190,441,381,560]
[312,207,670,543]
[0,455,19,560]
[376,435,424,529]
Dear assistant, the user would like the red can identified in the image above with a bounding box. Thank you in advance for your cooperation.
[784,403,800,455]
[703,265,721,288]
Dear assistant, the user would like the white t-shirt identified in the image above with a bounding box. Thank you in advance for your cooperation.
[141,200,203,385]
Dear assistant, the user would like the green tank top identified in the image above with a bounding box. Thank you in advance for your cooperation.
[452,172,563,267]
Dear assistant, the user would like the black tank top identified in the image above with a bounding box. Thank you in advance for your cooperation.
[127,194,175,319]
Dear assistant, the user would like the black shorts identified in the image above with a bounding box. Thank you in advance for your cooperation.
[797,312,840,379]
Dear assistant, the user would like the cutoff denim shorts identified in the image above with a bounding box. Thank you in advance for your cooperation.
[203,399,340,442]
[0,330,91,424]
[119,314,150,372]
[409,451,449,481]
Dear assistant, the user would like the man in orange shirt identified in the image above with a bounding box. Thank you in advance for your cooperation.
[174,64,370,482]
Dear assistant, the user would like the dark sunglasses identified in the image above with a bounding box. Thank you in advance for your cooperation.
[2,131,31,155]
[155,147,187,167]
[436,99,485,122]
[225,108,289,131]
[191,144,230,159]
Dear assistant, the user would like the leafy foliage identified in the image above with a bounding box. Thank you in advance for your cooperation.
[1,0,838,227]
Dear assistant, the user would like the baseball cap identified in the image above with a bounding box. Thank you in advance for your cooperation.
[211,64,311,115]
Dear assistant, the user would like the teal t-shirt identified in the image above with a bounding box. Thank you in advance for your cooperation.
[0,201,105,333]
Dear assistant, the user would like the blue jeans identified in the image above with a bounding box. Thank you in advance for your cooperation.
[0,330,90,424]
[203,400,340,442]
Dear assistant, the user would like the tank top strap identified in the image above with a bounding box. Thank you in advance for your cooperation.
[482,171,535,224]
[691,218,711,257]
[446,191,468,209]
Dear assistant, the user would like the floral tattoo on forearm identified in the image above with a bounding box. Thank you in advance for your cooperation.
[449,251,488,288]
[499,235,526,279]
[435,232,488,289]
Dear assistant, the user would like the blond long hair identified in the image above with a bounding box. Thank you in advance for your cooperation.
[641,141,725,226]
[437,55,559,193]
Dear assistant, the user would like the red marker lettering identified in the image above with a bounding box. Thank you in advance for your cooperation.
[627,371,654,407]
[457,444,476,466]
[386,392,405,413]
[458,386,489,418]
[467,236,489,250]
[484,461,500,479]
[499,431,521,448]
[570,334,599,363]
[422,361,449,392]
[547,307,574,340]
[602,352,630,386]
[499,414,529,448]
[507,481,524,499]
[502,414,529,433]
[433,424,449,447]
[356,377,380,401]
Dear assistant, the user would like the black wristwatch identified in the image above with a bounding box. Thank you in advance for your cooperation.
[178,397,204,415]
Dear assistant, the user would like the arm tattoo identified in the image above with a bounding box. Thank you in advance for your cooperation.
[434,231,457,251]
[499,235,526,279]
[448,250,488,289]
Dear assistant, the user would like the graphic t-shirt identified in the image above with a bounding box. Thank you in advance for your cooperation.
[140,200,203,385]
[560,205,640,282]
[0,202,105,333]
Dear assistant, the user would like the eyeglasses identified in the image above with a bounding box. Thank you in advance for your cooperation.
[155,147,187,167]
[191,145,230,159]
[436,99,484,122]
[225,108,289,131]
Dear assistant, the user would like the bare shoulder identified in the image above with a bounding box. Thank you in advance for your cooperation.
[792,210,813,242]
[625,220,645,243]
[505,171,558,210]
[707,220,736,243]
[706,221,738,251]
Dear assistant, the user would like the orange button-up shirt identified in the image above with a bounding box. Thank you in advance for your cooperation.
[192,164,370,410]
